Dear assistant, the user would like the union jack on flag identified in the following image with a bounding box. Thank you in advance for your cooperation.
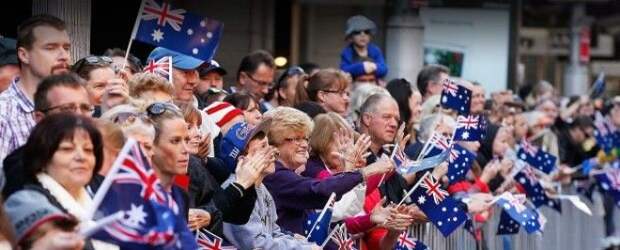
[421,132,452,159]
[141,0,186,31]
[395,230,427,250]
[330,224,357,250]
[442,79,459,96]
[457,115,479,130]
[420,173,449,204]
[196,228,237,250]
[594,168,620,207]
[143,56,173,84]
[454,115,485,141]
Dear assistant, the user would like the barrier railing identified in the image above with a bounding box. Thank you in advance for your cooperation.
[410,187,608,250]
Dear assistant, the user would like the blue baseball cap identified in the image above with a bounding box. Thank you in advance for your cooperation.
[218,122,252,172]
[147,47,204,70]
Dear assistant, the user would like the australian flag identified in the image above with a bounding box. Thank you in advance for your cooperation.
[90,139,197,249]
[409,173,467,236]
[143,56,173,84]
[497,210,521,235]
[514,166,561,212]
[134,0,223,61]
[594,112,619,153]
[304,193,336,245]
[454,115,485,141]
[422,132,452,159]
[516,140,556,174]
[394,230,427,250]
[440,79,472,115]
[594,168,620,207]
[447,144,476,184]
[495,193,542,234]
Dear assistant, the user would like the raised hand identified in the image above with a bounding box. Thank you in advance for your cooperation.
[188,208,211,230]
[360,158,395,178]
[196,133,212,160]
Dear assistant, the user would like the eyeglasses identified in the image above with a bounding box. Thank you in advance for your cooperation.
[321,89,350,97]
[72,56,113,73]
[351,30,371,36]
[41,103,95,115]
[282,136,309,145]
[146,102,181,117]
[246,73,274,88]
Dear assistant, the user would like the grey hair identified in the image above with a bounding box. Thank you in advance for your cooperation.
[349,83,389,122]
[359,93,395,116]
[418,113,456,142]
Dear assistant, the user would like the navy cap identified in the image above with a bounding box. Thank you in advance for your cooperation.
[218,122,251,172]
[147,47,204,70]
[198,60,227,77]
[0,37,18,66]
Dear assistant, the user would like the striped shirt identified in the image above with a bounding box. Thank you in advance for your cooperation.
[0,78,35,169]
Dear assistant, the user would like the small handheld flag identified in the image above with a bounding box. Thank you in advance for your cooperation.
[440,79,472,115]
[143,56,173,84]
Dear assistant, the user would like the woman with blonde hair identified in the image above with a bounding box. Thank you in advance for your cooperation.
[262,107,394,237]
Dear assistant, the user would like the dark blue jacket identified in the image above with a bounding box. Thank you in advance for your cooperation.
[340,43,388,79]
[262,161,363,235]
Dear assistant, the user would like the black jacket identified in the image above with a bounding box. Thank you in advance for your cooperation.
[187,155,257,237]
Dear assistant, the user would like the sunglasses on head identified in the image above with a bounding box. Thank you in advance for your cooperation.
[276,66,306,89]
[72,56,113,73]
[146,102,180,117]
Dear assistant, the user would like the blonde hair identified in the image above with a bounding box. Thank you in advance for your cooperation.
[129,72,175,99]
[263,106,314,145]
[310,112,351,157]
[95,120,126,151]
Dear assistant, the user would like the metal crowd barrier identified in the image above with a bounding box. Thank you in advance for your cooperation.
[409,187,610,250]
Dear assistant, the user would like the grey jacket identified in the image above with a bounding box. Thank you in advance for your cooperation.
[223,178,317,250]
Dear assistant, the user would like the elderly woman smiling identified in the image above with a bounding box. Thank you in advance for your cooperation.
[262,107,393,236]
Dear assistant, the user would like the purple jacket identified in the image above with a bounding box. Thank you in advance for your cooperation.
[263,160,364,235]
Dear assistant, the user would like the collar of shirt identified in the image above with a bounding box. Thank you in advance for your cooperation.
[8,78,34,114]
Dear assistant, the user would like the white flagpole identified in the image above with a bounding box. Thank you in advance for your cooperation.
[320,224,342,248]
[306,192,336,239]
[85,139,138,220]
[80,211,124,237]
[397,171,431,206]
[121,0,147,71]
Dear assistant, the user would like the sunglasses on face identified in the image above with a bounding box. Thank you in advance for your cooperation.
[352,30,371,36]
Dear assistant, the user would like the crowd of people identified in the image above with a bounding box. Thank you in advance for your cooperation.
[0,13,617,250]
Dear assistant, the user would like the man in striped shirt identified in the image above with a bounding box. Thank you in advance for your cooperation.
[0,14,71,170]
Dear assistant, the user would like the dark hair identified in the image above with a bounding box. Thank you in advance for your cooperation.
[34,73,85,112]
[294,101,327,119]
[386,78,413,127]
[236,50,274,81]
[16,15,66,51]
[22,113,104,182]
[299,62,319,75]
[103,48,143,73]
[416,64,449,96]
[223,92,254,110]
[71,56,113,81]
[570,115,594,130]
